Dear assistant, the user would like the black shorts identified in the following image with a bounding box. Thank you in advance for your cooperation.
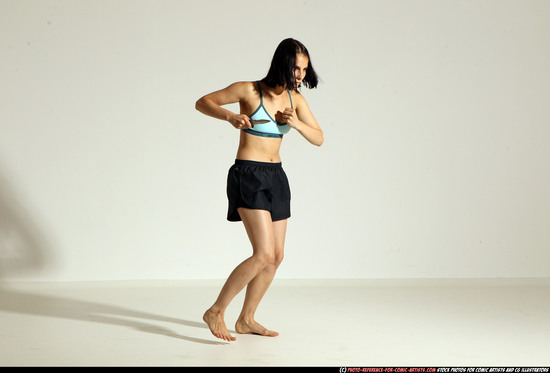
[226,159,291,222]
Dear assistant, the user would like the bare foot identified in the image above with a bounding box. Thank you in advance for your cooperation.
[203,309,236,341]
[235,318,279,337]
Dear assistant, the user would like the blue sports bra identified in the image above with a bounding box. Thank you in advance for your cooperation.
[242,81,292,138]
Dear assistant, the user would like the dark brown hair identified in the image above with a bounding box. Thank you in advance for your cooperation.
[261,38,319,90]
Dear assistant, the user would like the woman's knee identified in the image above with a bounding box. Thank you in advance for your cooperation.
[252,251,274,269]
[252,248,284,269]
[273,251,284,267]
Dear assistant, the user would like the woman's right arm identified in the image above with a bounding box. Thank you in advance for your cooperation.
[195,82,253,129]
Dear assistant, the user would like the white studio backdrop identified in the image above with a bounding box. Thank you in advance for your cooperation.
[1,0,549,282]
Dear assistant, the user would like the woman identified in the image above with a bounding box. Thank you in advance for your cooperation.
[195,38,323,342]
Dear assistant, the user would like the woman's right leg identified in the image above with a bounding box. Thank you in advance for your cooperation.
[203,208,275,341]
[235,217,286,337]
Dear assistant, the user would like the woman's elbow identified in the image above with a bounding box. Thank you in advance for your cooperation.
[311,135,323,147]
[195,97,205,112]
[316,131,324,147]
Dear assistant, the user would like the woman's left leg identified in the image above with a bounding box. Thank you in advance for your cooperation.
[235,218,287,336]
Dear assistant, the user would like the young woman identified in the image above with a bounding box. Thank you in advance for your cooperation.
[195,38,323,341]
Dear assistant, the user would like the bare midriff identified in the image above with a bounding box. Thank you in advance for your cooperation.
[235,131,283,163]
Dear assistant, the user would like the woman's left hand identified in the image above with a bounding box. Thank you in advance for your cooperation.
[278,107,301,129]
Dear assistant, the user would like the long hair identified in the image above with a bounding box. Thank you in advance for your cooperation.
[261,38,319,90]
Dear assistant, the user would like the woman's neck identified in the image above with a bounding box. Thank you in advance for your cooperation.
[263,83,286,96]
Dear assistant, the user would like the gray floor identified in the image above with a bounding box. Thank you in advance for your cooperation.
[0,278,549,366]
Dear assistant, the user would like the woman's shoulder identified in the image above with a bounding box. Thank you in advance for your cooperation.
[225,81,259,97]
[228,80,257,90]
[290,89,307,105]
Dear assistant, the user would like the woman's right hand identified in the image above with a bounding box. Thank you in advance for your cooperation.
[229,114,252,130]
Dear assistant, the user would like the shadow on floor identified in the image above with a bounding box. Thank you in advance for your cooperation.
[0,161,55,280]
[0,160,226,345]
[0,287,227,345]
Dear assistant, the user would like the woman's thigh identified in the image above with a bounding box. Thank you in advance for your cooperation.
[272,219,287,255]
[237,208,275,257]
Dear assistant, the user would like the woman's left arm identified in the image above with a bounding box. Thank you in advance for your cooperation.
[281,94,324,147]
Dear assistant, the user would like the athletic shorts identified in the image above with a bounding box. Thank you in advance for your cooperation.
[226,159,291,222]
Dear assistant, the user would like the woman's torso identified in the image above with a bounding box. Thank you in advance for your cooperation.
[236,81,294,163]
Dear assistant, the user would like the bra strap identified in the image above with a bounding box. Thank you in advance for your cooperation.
[287,89,293,109]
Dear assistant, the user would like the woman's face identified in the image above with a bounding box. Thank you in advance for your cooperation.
[294,53,309,88]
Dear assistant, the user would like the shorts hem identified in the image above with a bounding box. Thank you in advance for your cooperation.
[227,206,290,222]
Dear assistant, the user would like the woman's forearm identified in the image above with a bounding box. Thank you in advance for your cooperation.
[195,96,233,122]
[294,120,324,146]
